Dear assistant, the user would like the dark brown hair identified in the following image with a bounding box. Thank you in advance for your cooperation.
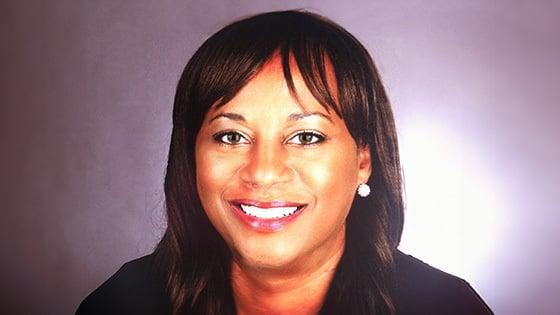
[154,10,404,314]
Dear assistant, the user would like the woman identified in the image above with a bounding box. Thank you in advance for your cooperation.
[77,10,492,315]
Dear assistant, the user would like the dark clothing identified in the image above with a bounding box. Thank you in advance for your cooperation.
[392,252,493,314]
[76,251,493,314]
[76,254,171,315]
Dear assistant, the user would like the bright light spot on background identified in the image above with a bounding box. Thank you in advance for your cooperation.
[398,119,505,283]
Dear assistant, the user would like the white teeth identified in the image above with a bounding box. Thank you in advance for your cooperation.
[239,204,299,219]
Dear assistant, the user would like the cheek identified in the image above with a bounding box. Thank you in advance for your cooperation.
[297,146,359,206]
[195,144,241,207]
[197,154,224,193]
[195,144,246,239]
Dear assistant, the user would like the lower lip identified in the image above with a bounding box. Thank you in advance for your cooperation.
[230,203,305,232]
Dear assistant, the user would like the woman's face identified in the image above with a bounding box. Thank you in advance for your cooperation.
[195,55,371,271]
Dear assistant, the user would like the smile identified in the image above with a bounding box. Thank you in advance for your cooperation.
[240,204,300,219]
[228,199,307,232]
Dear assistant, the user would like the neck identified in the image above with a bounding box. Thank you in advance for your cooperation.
[231,234,344,315]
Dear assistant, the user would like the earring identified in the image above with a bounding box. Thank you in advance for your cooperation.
[357,183,371,197]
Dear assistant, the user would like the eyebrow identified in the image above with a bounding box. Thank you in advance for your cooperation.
[209,111,333,124]
[287,111,333,124]
[209,112,246,123]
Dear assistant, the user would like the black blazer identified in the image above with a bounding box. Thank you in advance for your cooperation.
[76,251,493,314]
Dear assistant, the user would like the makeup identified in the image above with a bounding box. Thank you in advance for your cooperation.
[229,199,306,232]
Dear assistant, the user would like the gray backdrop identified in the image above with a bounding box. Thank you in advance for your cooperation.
[2,1,559,314]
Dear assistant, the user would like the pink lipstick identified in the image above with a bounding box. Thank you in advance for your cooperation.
[229,199,306,232]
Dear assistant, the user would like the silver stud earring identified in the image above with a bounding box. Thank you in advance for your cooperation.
[357,183,371,197]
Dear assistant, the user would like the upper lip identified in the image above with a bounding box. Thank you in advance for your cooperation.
[229,199,306,208]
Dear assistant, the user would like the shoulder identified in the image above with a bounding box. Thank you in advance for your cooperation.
[393,251,493,315]
[75,254,171,315]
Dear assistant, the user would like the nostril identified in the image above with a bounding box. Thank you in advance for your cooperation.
[249,181,259,189]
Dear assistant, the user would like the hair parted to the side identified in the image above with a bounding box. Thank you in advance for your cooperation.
[154,10,404,315]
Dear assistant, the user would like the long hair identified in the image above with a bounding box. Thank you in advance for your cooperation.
[154,10,404,314]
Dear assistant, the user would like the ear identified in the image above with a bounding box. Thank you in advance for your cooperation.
[357,145,372,185]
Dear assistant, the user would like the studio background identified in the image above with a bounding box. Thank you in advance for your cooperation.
[1,1,559,314]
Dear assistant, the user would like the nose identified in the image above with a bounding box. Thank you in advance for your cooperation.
[239,140,293,189]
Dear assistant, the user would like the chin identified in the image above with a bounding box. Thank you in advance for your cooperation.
[233,237,304,271]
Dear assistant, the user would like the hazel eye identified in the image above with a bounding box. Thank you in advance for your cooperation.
[287,131,326,145]
[213,131,250,145]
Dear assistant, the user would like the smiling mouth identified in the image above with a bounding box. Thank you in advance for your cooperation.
[239,204,303,219]
[229,200,306,220]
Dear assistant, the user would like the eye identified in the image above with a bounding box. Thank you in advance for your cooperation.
[287,131,326,145]
[213,131,250,145]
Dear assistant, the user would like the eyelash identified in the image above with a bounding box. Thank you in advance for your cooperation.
[287,130,326,146]
[212,130,327,146]
[212,130,251,146]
